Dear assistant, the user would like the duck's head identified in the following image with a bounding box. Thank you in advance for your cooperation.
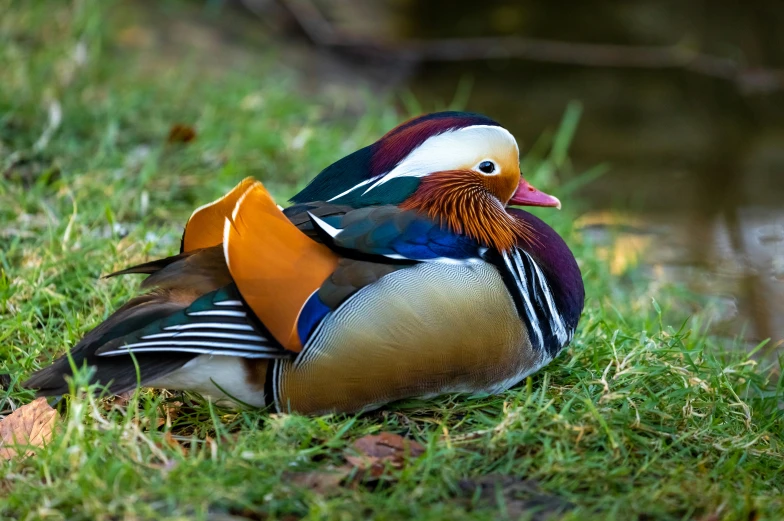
[291,111,561,251]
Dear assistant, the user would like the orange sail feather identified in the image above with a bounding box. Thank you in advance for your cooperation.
[223,181,339,352]
[182,177,258,252]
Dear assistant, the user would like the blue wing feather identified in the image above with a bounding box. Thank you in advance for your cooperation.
[297,292,332,345]
[312,206,483,262]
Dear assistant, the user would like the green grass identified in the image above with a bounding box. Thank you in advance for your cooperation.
[1,1,783,520]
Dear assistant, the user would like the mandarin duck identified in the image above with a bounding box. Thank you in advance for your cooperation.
[23,112,584,415]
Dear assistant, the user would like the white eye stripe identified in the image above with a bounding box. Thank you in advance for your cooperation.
[327,125,519,201]
[367,125,517,191]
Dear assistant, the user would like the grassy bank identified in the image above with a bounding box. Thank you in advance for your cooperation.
[1,1,782,520]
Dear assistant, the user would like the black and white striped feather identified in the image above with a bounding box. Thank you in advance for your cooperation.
[95,285,291,359]
[491,248,572,357]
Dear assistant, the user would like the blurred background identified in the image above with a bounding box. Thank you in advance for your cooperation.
[237,0,784,349]
[4,0,784,350]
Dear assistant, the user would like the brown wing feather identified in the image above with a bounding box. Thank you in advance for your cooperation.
[318,258,404,308]
[103,253,194,278]
[139,246,230,292]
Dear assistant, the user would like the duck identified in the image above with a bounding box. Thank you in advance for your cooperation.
[23,112,585,415]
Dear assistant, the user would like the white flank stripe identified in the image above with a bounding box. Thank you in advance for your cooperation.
[187,310,247,318]
[163,323,254,332]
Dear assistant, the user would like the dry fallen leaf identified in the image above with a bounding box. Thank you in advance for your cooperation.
[161,431,189,456]
[345,432,425,478]
[109,390,135,409]
[287,467,352,495]
[167,124,197,144]
[0,398,59,460]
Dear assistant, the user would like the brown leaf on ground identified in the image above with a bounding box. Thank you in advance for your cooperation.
[457,475,573,521]
[345,432,425,478]
[112,391,135,408]
[0,398,59,460]
[163,400,184,424]
[167,124,197,144]
[162,431,189,456]
[286,467,352,495]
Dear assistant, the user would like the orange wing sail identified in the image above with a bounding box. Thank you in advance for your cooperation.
[223,182,339,352]
[182,177,258,252]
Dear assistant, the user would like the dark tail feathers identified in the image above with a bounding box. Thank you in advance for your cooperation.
[22,291,194,396]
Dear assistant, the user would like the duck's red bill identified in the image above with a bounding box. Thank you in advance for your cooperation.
[509,179,561,209]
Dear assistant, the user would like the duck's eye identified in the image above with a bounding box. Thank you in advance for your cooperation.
[478,161,496,174]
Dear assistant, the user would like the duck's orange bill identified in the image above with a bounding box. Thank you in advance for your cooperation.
[509,179,561,209]
[223,181,339,352]
[182,177,258,252]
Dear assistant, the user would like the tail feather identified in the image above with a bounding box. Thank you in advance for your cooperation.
[140,246,229,292]
[103,252,194,278]
[24,178,315,397]
[23,291,195,395]
[24,247,232,396]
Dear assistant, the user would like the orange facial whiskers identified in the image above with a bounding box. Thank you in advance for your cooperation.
[400,170,535,252]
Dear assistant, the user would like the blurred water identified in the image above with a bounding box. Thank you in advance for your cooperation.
[391,1,784,348]
[411,58,784,347]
